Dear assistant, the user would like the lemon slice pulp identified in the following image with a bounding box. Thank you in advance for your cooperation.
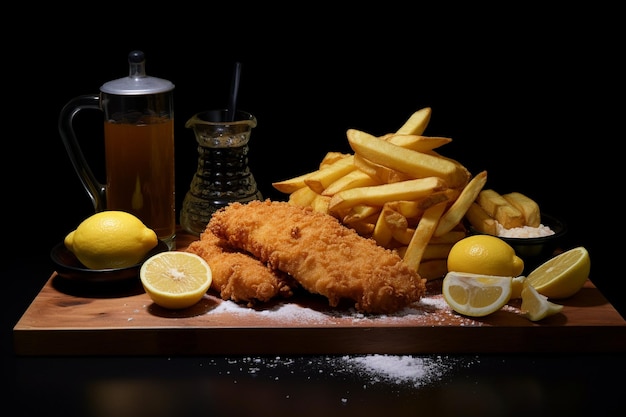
[526,246,590,299]
[442,271,513,317]
[520,280,564,321]
[510,276,527,299]
[140,251,212,309]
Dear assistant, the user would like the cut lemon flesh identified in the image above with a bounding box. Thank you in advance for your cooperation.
[140,251,212,309]
[526,246,590,299]
[510,276,527,299]
[520,280,563,321]
[442,271,512,317]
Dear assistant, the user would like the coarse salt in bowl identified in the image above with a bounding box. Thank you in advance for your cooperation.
[467,213,567,274]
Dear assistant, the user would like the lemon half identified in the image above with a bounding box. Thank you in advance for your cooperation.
[526,246,590,299]
[140,251,212,309]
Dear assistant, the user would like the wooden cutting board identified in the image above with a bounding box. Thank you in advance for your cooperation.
[13,232,626,356]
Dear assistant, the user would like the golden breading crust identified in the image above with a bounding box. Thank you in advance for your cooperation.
[208,200,426,314]
[186,229,297,306]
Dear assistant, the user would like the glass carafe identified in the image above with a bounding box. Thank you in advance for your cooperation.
[180,109,263,236]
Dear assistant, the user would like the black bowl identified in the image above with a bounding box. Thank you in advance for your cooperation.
[467,213,567,274]
[50,240,170,282]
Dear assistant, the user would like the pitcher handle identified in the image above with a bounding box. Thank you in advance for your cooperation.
[58,93,107,212]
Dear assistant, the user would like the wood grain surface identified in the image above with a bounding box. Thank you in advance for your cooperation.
[13,232,626,356]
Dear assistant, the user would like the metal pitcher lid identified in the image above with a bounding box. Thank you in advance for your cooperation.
[100,50,174,95]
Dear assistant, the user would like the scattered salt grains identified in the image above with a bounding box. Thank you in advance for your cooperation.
[204,354,474,390]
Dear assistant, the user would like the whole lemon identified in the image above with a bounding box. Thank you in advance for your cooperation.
[64,211,158,270]
[447,235,524,277]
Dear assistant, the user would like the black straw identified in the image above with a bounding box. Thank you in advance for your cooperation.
[227,61,242,122]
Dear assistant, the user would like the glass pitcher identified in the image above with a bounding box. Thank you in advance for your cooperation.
[58,50,176,248]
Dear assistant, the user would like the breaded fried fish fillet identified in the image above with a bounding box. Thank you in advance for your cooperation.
[186,229,297,306]
[208,200,426,313]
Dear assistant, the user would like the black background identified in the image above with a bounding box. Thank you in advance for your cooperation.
[2,6,624,417]
[2,5,623,306]
[4,8,619,309]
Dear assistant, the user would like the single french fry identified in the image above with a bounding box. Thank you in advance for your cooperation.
[353,154,412,184]
[422,243,454,261]
[342,204,381,225]
[426,150,472,189]
[465,202,498,236]
[352,154,379,179]
[429,229,466,244]
[273,152,352,193]
[391,226,415,245]
[372,208,395,247]
[273,171,314,194]
[477,189,525,229]
[384,190,457,221]
[384,200,423,219]
[420,190,461,218]
[311,194,331,214]
[347,128,469,188]
[386,134,453,152]
[433,170,488,237]
[395,107,432,135]
[475,189,503,216]
[287,185,318,207]
[328,176,447,214]
[394,245,407,257]
[502,192,541,227]
[344,210,379,237]
[403,201,447,270]
[319,152,352,168]
[356,211,382,226]
[430,188,461,208]
[304,155,356,194]
[349,219,375,236]
[380,205,420,245]
[322,168,380,196]
[382,204,408,226]
[418,259,448,281]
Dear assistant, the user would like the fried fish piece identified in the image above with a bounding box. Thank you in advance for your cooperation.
[208,200,426,314]
[186,229,297,307]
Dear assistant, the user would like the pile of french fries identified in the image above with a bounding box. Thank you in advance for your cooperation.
[272,107,489,280]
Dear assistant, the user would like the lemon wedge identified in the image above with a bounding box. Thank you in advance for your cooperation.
[510,276,527,299]
[520,280,564,321]
[442,271,513,317]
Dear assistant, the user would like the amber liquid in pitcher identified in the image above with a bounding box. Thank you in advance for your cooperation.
[103,118,176,242]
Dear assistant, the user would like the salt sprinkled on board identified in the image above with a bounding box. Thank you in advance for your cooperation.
[205,293,486,327]
[209,297,332,324]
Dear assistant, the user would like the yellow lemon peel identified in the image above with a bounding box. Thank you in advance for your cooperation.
[64,211,157,269]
